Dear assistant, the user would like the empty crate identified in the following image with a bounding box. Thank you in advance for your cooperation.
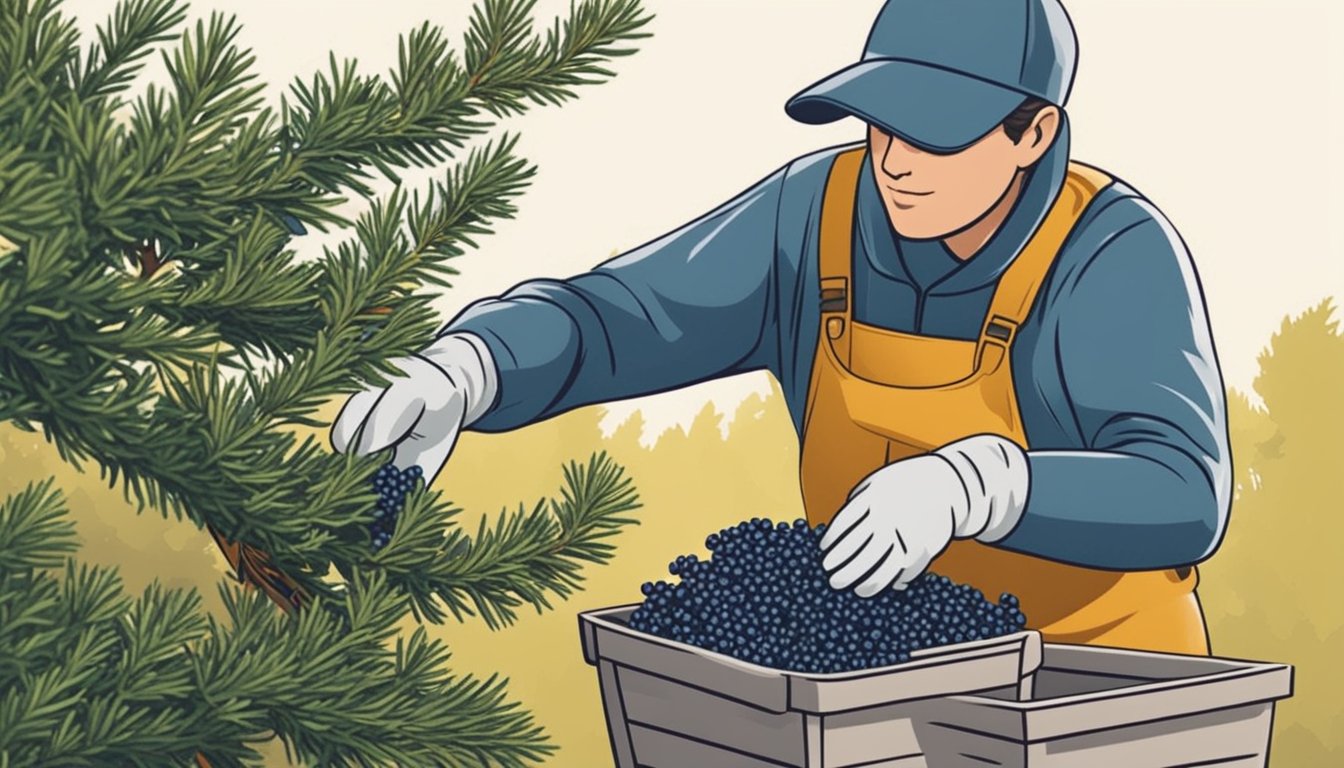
[910,643,1294,767]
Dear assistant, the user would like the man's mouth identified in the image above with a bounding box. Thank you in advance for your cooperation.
[886,186,931,210]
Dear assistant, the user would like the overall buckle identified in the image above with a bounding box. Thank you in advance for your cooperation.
[820,278,848,313]
[820,278,848,339]
[983,315,1019,345]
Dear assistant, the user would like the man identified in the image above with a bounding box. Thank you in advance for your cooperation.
[331,0,1230,655]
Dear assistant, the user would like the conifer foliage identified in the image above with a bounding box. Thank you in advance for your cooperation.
[0,0,651,764]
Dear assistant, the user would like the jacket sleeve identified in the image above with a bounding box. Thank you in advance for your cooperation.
[440,165,790,432]
[994,214,1232,570]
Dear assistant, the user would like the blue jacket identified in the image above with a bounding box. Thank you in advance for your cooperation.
[443,128,1231,572]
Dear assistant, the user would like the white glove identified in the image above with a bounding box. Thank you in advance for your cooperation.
[818,434,1030,598]
[330,332,498,484]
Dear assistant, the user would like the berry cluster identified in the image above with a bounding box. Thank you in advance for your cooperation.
[626,518,1028,674]
[369,463,422,551]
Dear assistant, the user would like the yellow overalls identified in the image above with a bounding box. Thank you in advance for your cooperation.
[799,148,1210,655]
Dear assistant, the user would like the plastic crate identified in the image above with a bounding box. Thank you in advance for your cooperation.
[908,643,1294,767]
[578,604,1043,767]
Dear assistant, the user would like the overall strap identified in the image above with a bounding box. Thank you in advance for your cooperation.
[818,147,867,321]
[818,151,1112,349]
[979,161,1113,346]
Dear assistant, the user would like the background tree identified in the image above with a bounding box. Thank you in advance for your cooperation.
[1198,299,1344,766]
[0,0,651,765]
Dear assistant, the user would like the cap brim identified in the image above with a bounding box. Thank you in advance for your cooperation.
[785,59,1030,153]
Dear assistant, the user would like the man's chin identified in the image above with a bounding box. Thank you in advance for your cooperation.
[886,215,951,242]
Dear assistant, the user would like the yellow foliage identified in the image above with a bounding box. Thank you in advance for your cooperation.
[1199,299,1344,766]
[4,300,1341,765]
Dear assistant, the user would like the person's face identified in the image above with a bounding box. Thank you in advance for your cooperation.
[867,106,1060,240]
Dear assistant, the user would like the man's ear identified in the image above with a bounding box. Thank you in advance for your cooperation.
[1017,105,1060,168]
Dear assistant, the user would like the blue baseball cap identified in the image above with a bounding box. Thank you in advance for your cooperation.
[786,0,1079,153]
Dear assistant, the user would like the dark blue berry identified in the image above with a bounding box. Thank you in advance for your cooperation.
[626,517,1028,674]
[368,462,420,551]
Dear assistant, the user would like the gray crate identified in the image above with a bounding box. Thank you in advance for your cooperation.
[909,643,1294,767]
[578,604,1044,767]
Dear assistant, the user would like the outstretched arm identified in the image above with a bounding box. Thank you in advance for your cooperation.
[442,165,790,432]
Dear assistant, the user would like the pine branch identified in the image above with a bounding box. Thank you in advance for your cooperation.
[0,481,83,686]
[0,478,77,575]
[0,227,222,399]
[275,0,652,201]
[0,242,223,479]
[0,562,133,761]
[0,492,557,767]
[97,12,275,252]
[72,0,188,103]
[0,0,80,110]
[62,137,536,540]
[151,215,328,360]
[2,0,655,763]
[2,133,532,541]
[4,0,640,411]
[375,451,642,630]
[248,134,537,418]
[0,0,648,611]
[20,137,536,570]
[43,0,653,269]
[206,574,553,767]
[469,0,653,113]
[0,148,70,243]
[2,131,534,431]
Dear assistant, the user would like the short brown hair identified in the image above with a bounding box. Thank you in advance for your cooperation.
[1002,97,1054,143]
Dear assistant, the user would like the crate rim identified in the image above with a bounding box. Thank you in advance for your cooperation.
[578,602,1042,682]
[945,642,1294,713]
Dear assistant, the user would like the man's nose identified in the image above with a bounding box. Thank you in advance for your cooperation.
[880,133,922,179]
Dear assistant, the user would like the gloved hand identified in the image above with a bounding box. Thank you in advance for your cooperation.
[330,332,498,484]
[818,434,1030,598]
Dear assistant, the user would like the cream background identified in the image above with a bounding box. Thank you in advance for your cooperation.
[68,0,1344,441]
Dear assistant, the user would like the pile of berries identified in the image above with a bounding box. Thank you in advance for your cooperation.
[626,518,1028,674]
[369,462,422,551]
